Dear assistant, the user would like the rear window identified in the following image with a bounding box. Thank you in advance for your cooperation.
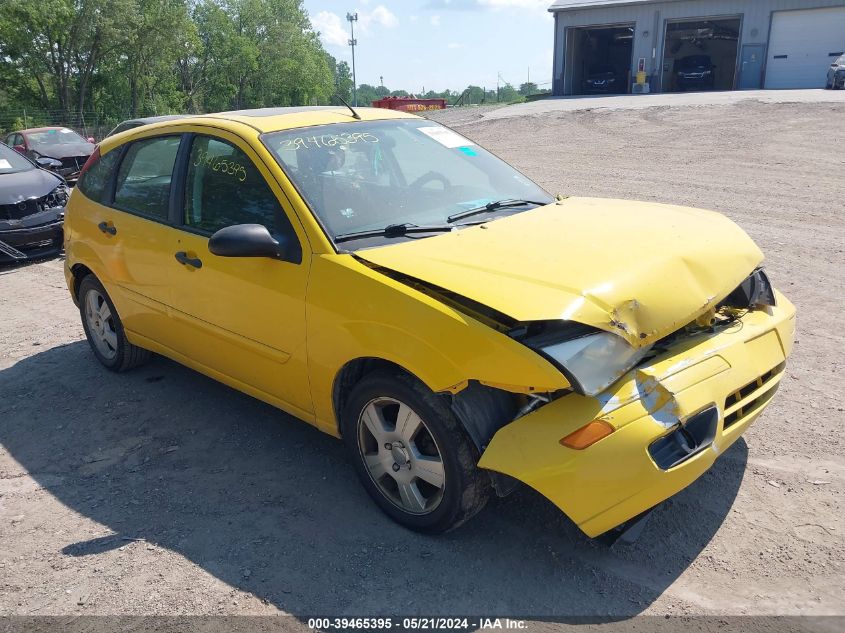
[77,149,120,203]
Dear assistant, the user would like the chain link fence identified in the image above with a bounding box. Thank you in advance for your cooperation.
[0,108,170,142]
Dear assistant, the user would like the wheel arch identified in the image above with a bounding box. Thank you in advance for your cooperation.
[332,357,424,437]
[69,263,96,305]
[332,356,520,450]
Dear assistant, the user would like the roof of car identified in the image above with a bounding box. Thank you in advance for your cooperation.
[122,115,190,125]
[99,106,418,151]
[197,106,416,132]
[18,126,72,134]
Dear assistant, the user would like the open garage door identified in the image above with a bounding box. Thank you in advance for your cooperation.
[566,24,634,96]
[765,7,845,89]
[661,17,740,93]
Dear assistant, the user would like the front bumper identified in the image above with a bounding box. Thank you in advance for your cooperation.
[0,213,64,262]
[478,290,796,538]
[677,75,714,89]
[584,83,616,93]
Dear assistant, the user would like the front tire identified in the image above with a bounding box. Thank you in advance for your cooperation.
[78,275,151,372]
[341,370,489,533]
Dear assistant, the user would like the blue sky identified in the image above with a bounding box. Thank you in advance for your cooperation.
[304,1,555,94]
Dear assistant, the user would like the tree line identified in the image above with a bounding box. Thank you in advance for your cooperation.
[0,0,545,134]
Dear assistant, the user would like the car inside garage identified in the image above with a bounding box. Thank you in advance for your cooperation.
[660,17,741,92]
[566,24,634,95]
[765,6,845,89]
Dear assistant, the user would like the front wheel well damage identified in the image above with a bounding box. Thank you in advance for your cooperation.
[332,357,418,435]
[332,358,527,497]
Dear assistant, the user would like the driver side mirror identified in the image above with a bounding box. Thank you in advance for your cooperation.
[208,223,297,261]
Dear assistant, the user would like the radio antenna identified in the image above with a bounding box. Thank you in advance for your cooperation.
[336,94,361,120]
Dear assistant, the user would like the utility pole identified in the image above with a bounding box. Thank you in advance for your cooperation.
[347,12,358,106]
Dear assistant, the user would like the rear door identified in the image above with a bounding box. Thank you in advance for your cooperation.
[165,130,313,418]
[75,135,186,346]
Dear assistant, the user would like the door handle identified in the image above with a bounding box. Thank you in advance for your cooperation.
[97,221,117,235]
[174,251,202,269]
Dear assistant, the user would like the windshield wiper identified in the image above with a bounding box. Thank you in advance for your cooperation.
[334,223,459,244]
[446,198,550,223]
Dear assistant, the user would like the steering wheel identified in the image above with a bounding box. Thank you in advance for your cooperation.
[409,170,451,191]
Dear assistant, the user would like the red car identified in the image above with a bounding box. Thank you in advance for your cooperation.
[4,127,96,184]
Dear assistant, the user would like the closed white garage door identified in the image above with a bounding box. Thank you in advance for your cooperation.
[765,6,845,89]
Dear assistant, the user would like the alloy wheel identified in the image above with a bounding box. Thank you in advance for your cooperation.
[84,288,118,360]
[357,397,446,515]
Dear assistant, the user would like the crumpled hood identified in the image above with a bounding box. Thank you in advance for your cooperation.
[30,141,94,160]
[0,168,62,205]
[357,197,764,347]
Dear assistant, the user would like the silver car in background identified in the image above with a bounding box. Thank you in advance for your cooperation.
[826,54,845,90]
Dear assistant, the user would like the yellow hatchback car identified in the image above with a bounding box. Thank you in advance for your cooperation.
[64,106,795,539]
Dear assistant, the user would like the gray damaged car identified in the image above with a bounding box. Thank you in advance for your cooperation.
[0,142,68,263]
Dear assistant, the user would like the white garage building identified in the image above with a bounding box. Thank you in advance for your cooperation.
[550,0,845,95]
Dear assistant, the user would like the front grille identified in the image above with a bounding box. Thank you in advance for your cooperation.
[0,186,68,221]
[723,362,785,428]
[0,199,41,220]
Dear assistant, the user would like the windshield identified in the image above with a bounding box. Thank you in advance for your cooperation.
[263,119,553,244]
[0,143,35,174]
[28,128,87,146]
[679,56,711,68]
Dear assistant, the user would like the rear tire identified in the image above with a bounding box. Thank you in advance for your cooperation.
[78,275,151,372]
[341,369,489,533]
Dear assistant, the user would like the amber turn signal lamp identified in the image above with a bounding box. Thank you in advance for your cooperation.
[560,420,615,450]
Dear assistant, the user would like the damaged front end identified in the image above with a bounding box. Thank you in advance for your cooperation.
[475,280,795,539]
[351,197,795,538]
[0,182,68,262]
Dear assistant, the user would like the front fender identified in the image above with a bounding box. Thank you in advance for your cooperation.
[306,254,570,434]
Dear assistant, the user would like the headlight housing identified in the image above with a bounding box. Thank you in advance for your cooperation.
[720,267,776,309]
[512,322,652,396]
[45,184,70,209]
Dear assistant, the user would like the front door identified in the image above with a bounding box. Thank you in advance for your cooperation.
[739,44,765,89]
[165,131,313,419]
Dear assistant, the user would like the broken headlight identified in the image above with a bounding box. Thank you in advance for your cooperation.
[45,184,70,209]
[720,268,776,309]
[512,322,652,397]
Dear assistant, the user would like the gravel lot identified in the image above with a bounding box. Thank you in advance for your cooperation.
[1,94,843,623]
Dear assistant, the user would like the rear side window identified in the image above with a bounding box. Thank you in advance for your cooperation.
[113,136,181,220]
[183,136,291,236]
[77,149,120,203]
